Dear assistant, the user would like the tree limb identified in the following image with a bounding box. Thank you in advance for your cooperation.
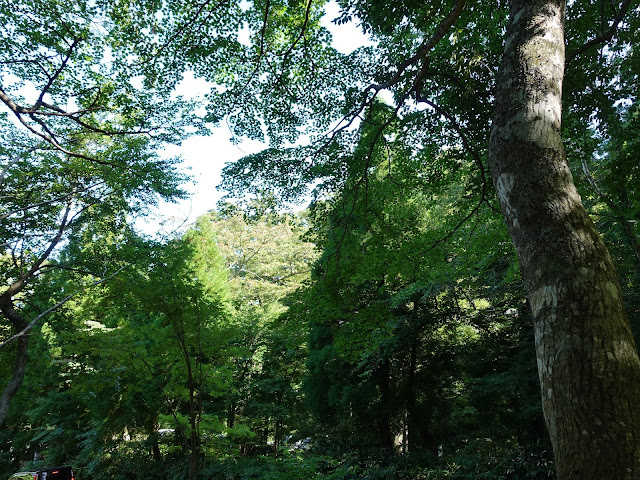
[0,180,107,222]
[581,158,640,272]
[317,0,468,157]
[566,0,632,64]
[0,265,127,349]
[34,38,80,110]
[5,201,73,299]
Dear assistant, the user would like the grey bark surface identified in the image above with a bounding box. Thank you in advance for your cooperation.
[488,0,640,478]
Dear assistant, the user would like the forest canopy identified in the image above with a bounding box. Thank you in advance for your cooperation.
[1,1,639,479]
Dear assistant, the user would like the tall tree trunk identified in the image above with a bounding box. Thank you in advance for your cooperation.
[176,330,199,480]
[0,297,30,427]
[488,1,640,478]
[406,340,418,453]
[376,360,393,451]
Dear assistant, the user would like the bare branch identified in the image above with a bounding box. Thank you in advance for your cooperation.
[364,0,467,93]
[136,0,228,66]
[277,0,313,60]
[311,0,469,161]
[414,197,485,257]
[0,180,107,221]
[258,0,271,61]
[0,93,151,172]
[0,151,32,186]
[581,159,640,271]
[414,94,487,198]
[0,86,28,115]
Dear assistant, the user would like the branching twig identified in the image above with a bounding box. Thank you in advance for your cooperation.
[313,0,468,160]
[566,0,632,64]
[0,180,106,221]
[35,38,80,109]
[581,158,640,271]
[0,266,127,348]
[258,0,271,61]
[136,0,226,66]
[0,150,33,186]
[277,0,313,60]
[4,201,73,299]
[416,198,485,257]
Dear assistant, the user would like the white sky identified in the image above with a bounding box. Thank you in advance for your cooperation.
[139,1,372,237]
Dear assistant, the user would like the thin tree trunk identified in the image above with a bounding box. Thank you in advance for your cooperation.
[406,340,418,453]
[377,361,393,451]
[0,205,71,427]
[0,298,30,427]
[227,403,236,428]
[176,330,199,480]
[146,422,162,462]
[273,417,281,456]
[151,435,162,462]
[488,1,640,478]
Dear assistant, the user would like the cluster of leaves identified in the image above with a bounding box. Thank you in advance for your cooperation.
[2,0,640,478]
[274,99,547,469]
[0,204,318,479]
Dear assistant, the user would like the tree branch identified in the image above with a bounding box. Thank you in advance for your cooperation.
[34,38,80,110]
[137,0,228,66]
[3,199,73,299]
[581,158,640,272]
[317,0,468,157]
[0,266,127,349]
[0,180,106,221]
[566,0,632,64]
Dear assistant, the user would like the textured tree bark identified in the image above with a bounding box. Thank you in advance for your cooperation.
[0,297,30,428]
[488,1,640,478]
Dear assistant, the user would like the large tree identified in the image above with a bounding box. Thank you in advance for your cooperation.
[488,1,640,477]
[129,0,640,475]
[8,0,638,476]
[0,0,194,426]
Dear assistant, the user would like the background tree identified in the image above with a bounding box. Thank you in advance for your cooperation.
[0,126,186,427]
[0,0,195,425]
[298,101,547,464]
[207,200,316,454]
[2,218,234,479]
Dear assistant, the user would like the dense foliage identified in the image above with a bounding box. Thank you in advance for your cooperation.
[1,199,559,479]
[2,0,639,479]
